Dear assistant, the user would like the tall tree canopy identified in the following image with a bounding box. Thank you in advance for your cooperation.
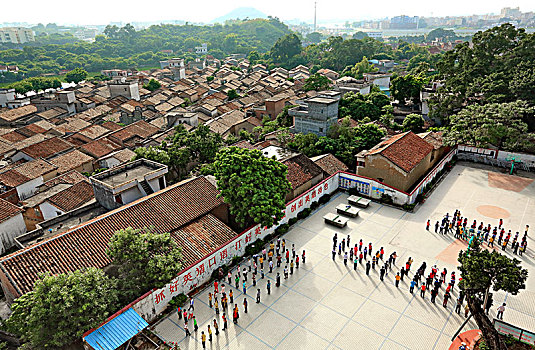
[214,147,291,228]
[391,73,426,105]
[303,73,331,91]
[458,241,528,350]
[270,33,302,64]
[339,91,391,121]
[444,100,535,152]
[64,67,87,83]
[107,227,183,300]
[6,268,118,349]
[430,24,535,122]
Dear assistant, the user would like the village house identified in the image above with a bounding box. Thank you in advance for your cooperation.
[0,198,25,254]
[356,131,435,192]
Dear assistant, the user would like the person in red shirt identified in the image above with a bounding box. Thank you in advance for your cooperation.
[420,284,426,298]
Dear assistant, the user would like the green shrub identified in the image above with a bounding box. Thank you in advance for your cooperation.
[168,293,187,308]
[402,203,416,211]
[245,239,264,256]
[264,233,273,242]
[310,201,319,210]
[319,193,331,204]
[297,208,312,219]
[231,255,241,267]
[275,224,289,235]
[289,217,298,226]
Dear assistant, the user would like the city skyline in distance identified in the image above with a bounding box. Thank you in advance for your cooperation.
[1,0,535,26]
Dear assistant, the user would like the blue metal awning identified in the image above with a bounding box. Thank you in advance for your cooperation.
[84,308,149,350]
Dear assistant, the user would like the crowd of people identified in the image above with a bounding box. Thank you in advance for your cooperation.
[176,238,306,348]
[428,210,529,256]
[171,209,529,349]
[329,232,472,314]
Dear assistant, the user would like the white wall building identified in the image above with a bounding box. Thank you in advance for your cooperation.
[0,27,35,44]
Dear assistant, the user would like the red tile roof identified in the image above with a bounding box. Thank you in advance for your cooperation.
[80,138,122,159]
[0,176,225,295]
[311,154,349,176]
[39,170,88,190]
[47,181,94,212]
[49,150,95,174]
[0,197,22,223]
[18,137,73,160]
[283,154,324,190]
[368,131,433,173]
[1,131,27,143]
[0,159,57,187]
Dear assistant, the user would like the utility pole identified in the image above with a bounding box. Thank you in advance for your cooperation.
[314,2,317,32]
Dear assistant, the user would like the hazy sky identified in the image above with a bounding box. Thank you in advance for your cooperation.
[1,0,534,25]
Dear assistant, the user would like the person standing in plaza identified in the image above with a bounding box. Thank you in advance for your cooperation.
[201,331,206,349]
[420,284,426,298]
[332,247,336,261]
[235,274,240,289]
[269,260,274,273]
[214,298,219,315]
[207,325,213,343]
[497,303,506,320]
[380,266,385,281]
[455,298,462,314]
[189,297,194,311]
[435,221,439,233]
[290,260,294,274]
[256,289,261,303]
[343,252,348,266]
[243,298,248,313]
[395,272,401,287]
[267,279,271,295]
[354,256,358,271]
[208,293,213,308]
[296,255,300,269]
[302,250,306,264]
[233,305,239,324]
[222,313,228,330]
[229,289,234,304]
[366,261,371,275]
[276,272,281,287]
[400,267,405,281]
[443,291,451,308]
[243,281,247,294]
[410,279,416,294]
[184,322,191,337]
[193,316,198,332]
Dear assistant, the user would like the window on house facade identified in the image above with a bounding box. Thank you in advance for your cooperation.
[115,195,123,204]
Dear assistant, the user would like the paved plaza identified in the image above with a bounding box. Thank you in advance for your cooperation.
[151,163,535,350]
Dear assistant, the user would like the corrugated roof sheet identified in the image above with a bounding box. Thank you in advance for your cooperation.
[84,308,148,350]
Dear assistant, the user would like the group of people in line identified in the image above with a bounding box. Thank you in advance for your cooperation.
[176,238,306,348]
[330,232,472,312]
[172,208,529,348]
[428,210,529,256]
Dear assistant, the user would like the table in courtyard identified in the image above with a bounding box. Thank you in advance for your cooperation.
[323,213,349,227]
[336,204,360,218]
[348,195,371,208]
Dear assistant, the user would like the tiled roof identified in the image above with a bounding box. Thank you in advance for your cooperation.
[109,121,160,143]
[100,121,122,131]
[283,154,324,190]
[172,214,237,266]
[14,159,57,179]
[49,150,95,174]
[231,140,256,150]
[0,105,37,122]
[0,169,31,187]
[0,198,22,223]
[80,138,122,159]
[417,131,445,150]
[35,107,68,120]
[310,154,349,176]
[47,181,94,212]
[18,137,73,160]
[0,176,224,295]
[1,131,27,143]
[368,131,433,173]
[39,170,88,191]
[78,125,110,140]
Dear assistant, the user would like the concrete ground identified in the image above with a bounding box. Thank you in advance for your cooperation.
[152,163,535,350]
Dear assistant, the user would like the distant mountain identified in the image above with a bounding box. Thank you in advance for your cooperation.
[211,7,268,23]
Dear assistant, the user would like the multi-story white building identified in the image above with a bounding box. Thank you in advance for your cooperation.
[0,27,35,44]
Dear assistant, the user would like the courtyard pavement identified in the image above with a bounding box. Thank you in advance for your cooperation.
[151,162,535,350]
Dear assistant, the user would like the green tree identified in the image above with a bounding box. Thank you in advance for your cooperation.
[353,31,369,40]
[444,101,534,151]
[213,147,291,228]
[303,73,331,91]
[391,74,425,105]
[247,50,260,63]
[6,268,118,349]
[270,33,302,63]
[227,89,240,100]
[354,123,385,149]
[343,56,378,79]
[143,78,161,92]
[107,227,183,300]
[426,28,456,42]
[306,32,322,43]
[402,114,425,132]
[338,91,389,121]
[458,240,528,350]
[171,125,223,163]
[275,105,297,127]
[64,67,87,83]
